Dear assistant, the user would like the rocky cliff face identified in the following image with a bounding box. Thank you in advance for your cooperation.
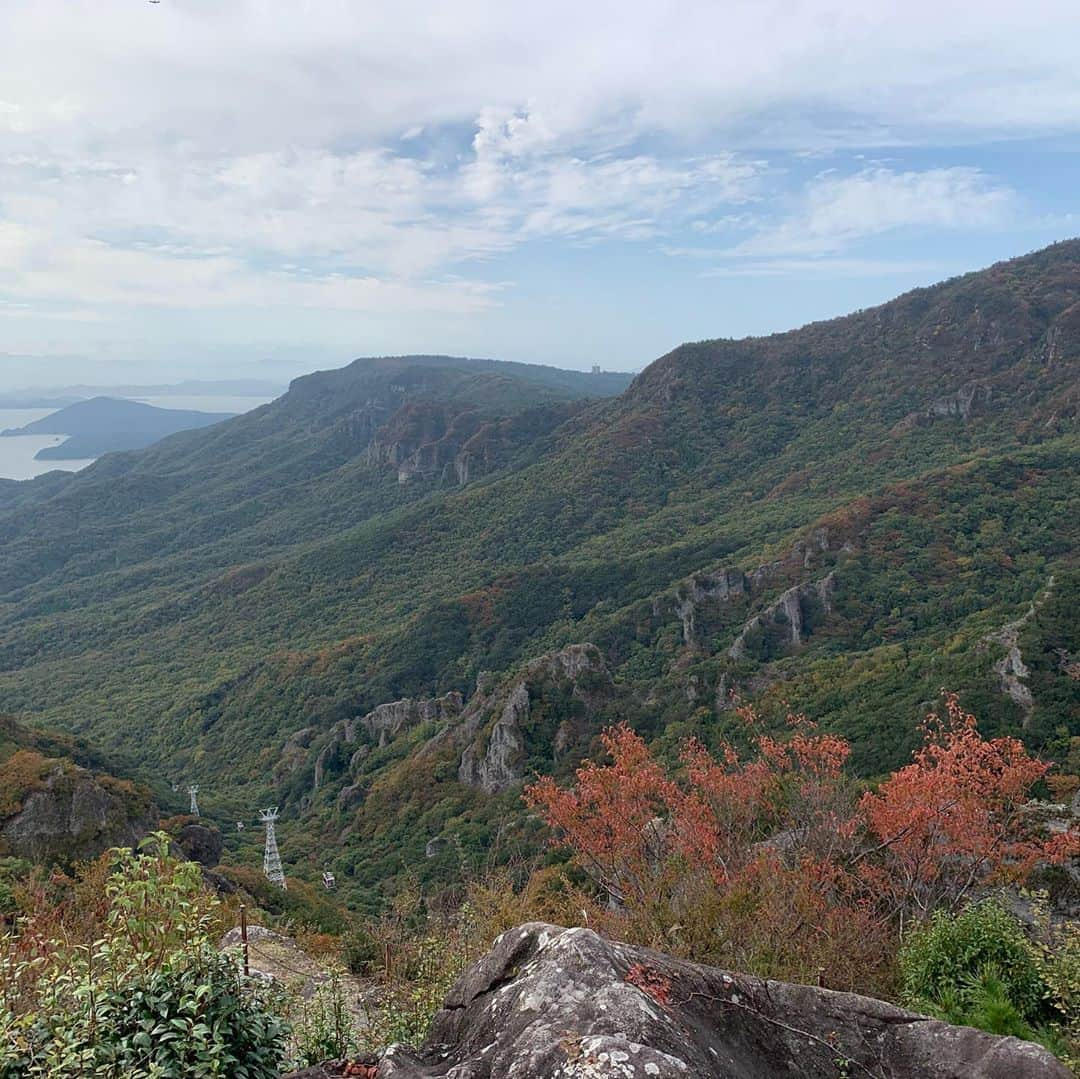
[673,568,746,645]
[455,644,613,794]
[0,760,154,865]
[294,644,616,809]
[667,524,851,658]
[365,399,582,486]
[984,576,1056,727]
[370,922,1068,1078]
[303,691,465,798]
[728,571,836,661]
[892,380,996,433]
[457,682,531,794]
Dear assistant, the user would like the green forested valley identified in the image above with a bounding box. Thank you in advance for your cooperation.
[0,243,1077,910]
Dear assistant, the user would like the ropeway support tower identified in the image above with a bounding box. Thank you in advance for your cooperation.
[260,808,286,889]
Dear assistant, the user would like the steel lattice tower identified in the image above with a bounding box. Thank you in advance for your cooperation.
[259,808,286,889]
[187,784,200,817]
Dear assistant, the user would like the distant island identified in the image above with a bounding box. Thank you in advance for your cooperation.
[0,396,236,460]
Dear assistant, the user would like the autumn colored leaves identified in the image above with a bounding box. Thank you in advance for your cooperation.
[525,696,1077,989]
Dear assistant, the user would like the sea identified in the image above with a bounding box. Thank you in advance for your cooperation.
[0,394,275,482]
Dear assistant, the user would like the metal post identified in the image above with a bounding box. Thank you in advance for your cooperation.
[240,904,250,978]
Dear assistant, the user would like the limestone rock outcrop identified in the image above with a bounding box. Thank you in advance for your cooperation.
[366,400,581,487]
[669,525,847,654]
[674,569,746,645]
[376,922,1070,1078]
[457,682,530,794]
[728,572,835,661]
[311,692,464,793]
[298,645,613,808]
[1,762,153,865]
[984,576,1055,727]
[456,644,612,794]
[891,379,995,434]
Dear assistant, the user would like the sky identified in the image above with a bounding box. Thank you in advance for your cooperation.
[0,1,1078,390]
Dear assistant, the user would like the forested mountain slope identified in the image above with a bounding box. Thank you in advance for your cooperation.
[0,243,1076,904]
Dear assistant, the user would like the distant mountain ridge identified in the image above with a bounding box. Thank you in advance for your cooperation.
[0,396,84,409]
[0,245,1075,905]
[0,396,236,460]
[4,378,285,399]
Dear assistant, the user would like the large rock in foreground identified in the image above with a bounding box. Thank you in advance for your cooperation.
[377,922,1068,1078]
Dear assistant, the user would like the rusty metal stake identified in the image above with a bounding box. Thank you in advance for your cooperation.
[240,904,250,978]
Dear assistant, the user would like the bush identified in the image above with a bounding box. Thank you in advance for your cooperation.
[0,883,15,922]
[899,900,1048,1024]
[1,949,287,1078]
[0,835,290,1078]
[343,924,380,977]
[1027,892,1080,1066]
[289,969,358,1066]
[360,932,465,1050]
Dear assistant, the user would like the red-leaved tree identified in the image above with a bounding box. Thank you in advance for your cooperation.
[524,724,680,908]
[524,694,1078,980]
[859,693,1075,919]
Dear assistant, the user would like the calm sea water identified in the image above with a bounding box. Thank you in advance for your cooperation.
[0,409,96,481]
[0,394,274,482]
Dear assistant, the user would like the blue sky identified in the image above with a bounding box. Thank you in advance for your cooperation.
[0,1,1078,388]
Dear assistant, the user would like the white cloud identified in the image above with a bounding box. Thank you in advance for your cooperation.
[0,221,499,314]
[0,130,761,313]
[733,168,1018,258]
[0,1,1074,366]
[3,2,1078,149]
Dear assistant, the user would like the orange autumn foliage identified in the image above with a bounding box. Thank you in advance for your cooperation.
[859,693,1076,916]
[524,723,679,906]
[525,696,1078,942]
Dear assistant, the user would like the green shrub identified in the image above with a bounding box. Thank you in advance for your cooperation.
[1,949,287,1078]
[1027,892,1080,1066]
[899,899,1048,1024]
[360,933,465,1050]
[343,924,380,977]
[0,835,290,1078]
[0,883,14,921]
[289,969,358,1066]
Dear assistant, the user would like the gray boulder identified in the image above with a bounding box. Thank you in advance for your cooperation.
[175,821,224,867]
[377,922,1068,1078]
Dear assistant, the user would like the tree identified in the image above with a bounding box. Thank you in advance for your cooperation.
[524,707,861,904]
[524,724,679,908]
[859,693,1075,919]
[525,696,1078,986]
[525,708,885,987]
